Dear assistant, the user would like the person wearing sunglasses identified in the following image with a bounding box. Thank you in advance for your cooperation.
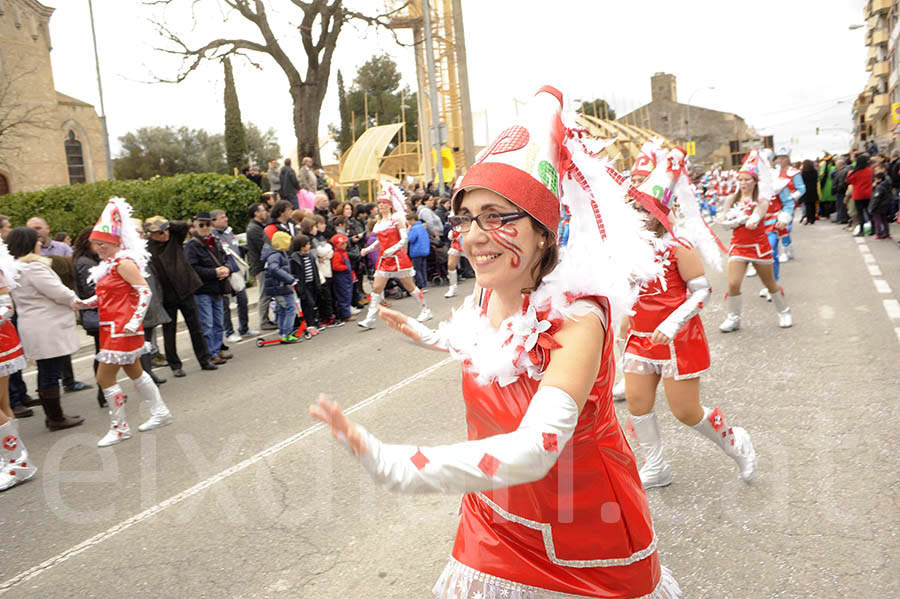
[311,87,681,599]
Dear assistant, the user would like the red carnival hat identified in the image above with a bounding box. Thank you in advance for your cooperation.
[739,151,761,180]
[630,140,664,179]
[89,198,126,245]
[452,86,564,233]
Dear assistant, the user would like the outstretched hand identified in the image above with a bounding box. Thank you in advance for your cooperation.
[377,305,422,343]
[309,394,367,457]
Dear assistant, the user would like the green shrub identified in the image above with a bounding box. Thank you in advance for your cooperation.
[0,173,261,236]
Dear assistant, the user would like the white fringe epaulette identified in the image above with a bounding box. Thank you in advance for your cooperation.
[88,249,150,286]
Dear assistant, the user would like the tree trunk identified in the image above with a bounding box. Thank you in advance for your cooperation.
[291,68,330,168]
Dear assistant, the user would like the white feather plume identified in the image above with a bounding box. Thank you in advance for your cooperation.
[88,197,150,285]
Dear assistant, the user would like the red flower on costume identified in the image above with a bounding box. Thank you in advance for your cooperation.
[3,435,17,451]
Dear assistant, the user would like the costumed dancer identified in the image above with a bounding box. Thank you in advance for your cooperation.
[443,228,463,298]
[0,239,35,492]
[311,87,680,598]
[622,147,756,489]
[80,198,173,447]
[612,139,665,401]
[357,184,432,329]
[758,148,795,300]
[772,146,804,262]
[717,151,792,332]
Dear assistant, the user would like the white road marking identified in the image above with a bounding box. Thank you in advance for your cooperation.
[857,244,871,254]
[0,356,455,594]
[854,237,865,244]
[863,253,876,264]
[884,299,900,320]
[819,305,835,320]
[867,265,883,277]
[874,279,892,294]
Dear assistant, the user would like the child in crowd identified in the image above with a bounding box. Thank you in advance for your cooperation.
[406,212,431,291]
[330,234,354,322]
[364,219,379,277]
[263,231,299,343]
[309,215,340,328]
[289,234,321,336]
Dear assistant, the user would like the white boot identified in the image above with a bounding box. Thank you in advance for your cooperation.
[444,269,458,298]
[413,287,432,322]
[692,407,756,482]
[134,372,172,432]
[758,287,771,301]
[630,412,673,489]
[719,294,742,333]
[771,288,792,328]
[97,385,132,447]
[357,292,382,329]
[785,243,794,259]
[778,247,789,263]
[0,420,37,491]
[746,263,757,277]
[612,379,626,401]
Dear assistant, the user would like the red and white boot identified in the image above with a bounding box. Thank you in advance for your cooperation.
[0,419,37,491]
[97,385,132,447]
[692,407,756,482]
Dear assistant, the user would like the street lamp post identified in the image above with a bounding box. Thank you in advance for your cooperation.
[88,0,113,181]
[686,86,715,154]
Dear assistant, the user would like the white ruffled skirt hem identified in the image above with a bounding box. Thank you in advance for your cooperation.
[96,342,152,365]
[374,267,416,280]
[432,556,681,599]
[0,356,26,377]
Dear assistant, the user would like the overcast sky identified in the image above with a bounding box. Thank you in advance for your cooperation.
[46,0,870,163]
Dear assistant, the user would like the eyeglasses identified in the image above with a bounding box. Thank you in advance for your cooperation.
[448,210,529,233]
[196,222,211,228]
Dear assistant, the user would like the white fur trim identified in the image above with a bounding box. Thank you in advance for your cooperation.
[96,342,152,365]
[0,355,26,377]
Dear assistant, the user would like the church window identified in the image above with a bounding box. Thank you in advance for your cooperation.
[64,130,86,184]
[0,173,8,196]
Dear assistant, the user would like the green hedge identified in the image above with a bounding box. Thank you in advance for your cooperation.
[0,173,261,237]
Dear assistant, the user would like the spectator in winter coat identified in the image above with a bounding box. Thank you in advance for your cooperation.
[831,158,850,224]
[846,153,874,236]
[279,158,301,210]
[869,167,894,239]
[406,215,431,291]
[211,209,257,342]
[145,216,215,376]
[267,160,281,199]
[330,234,354,322]
[265,200,299,239]
[183,212,233,364]
[262,232,298,342]
[289,234,321,334]
[416,195,444,238]
[245,202,276,331]
[305,217,337,327]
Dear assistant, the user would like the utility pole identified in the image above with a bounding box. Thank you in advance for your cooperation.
[422,0,445,194]
[451,0,474,170]
[88,0,113,180]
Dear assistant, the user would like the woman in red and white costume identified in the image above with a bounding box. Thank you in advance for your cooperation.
[79,198,173,447]
[311,87,681,598]
[0,239,36,492]
[443,228,464,298]
[357,184,432,329]
[623,147,756,489]
[716,151,791,332]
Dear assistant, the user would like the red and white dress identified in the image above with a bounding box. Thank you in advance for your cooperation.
[435,290,675,599]
[623,240,710,380]
[373,215,415,279]
[727,198,774,264]
[0,274,26,378]
[448,230,464,257]
[96,258,150,365]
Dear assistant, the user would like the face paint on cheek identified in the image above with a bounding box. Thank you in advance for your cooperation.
[489,225,523,268]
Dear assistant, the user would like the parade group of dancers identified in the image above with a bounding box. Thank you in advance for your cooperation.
[1,84,801,597]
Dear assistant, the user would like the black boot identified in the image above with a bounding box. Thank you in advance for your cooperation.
[41,386,85,431]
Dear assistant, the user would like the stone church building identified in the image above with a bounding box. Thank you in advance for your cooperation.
[617,73,765,170]
[0,0,108,195]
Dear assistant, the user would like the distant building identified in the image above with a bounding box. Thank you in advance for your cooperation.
[852,0,897,154]
[0,0,109,195]
[617,72,768,170]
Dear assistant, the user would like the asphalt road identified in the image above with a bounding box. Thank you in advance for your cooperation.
[1,219,898,598]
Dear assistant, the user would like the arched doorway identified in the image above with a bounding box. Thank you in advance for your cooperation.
[0,173,8,195]
[64,130,86,184]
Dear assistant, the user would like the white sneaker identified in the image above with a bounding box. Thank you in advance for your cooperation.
[777,308,792,328]
[778,250,789,263]
[242,329,261,337]
[639,462,673,489]
[97,423,132,447]
[416,307,433,323]
[746,263,757,277]
[730,427,757,482]
[612,379,626,401]
[719,314,741,333]
[350,306,361,315]
[138,411,172,432]
[759,288,771,301]
[444,285,458,299]
[226,333,242,344]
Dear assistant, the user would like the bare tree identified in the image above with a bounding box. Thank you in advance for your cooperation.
[147,0,409,167]
[0,64,55,171]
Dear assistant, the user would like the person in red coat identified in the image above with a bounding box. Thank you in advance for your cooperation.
[845,153,874,236]
[311,87,682,599]
[621,148,756,490]
[330,234,354,322]
[79,198,173,447]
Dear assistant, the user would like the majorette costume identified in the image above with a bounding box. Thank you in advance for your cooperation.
[619,147,756,490]
[717,153,792,332]
[771,145,804,263]
[85,198,173,447]
[357,184,432,329]
[343,88,681,598]
[0,239,36,492]
[444,229,464,298]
